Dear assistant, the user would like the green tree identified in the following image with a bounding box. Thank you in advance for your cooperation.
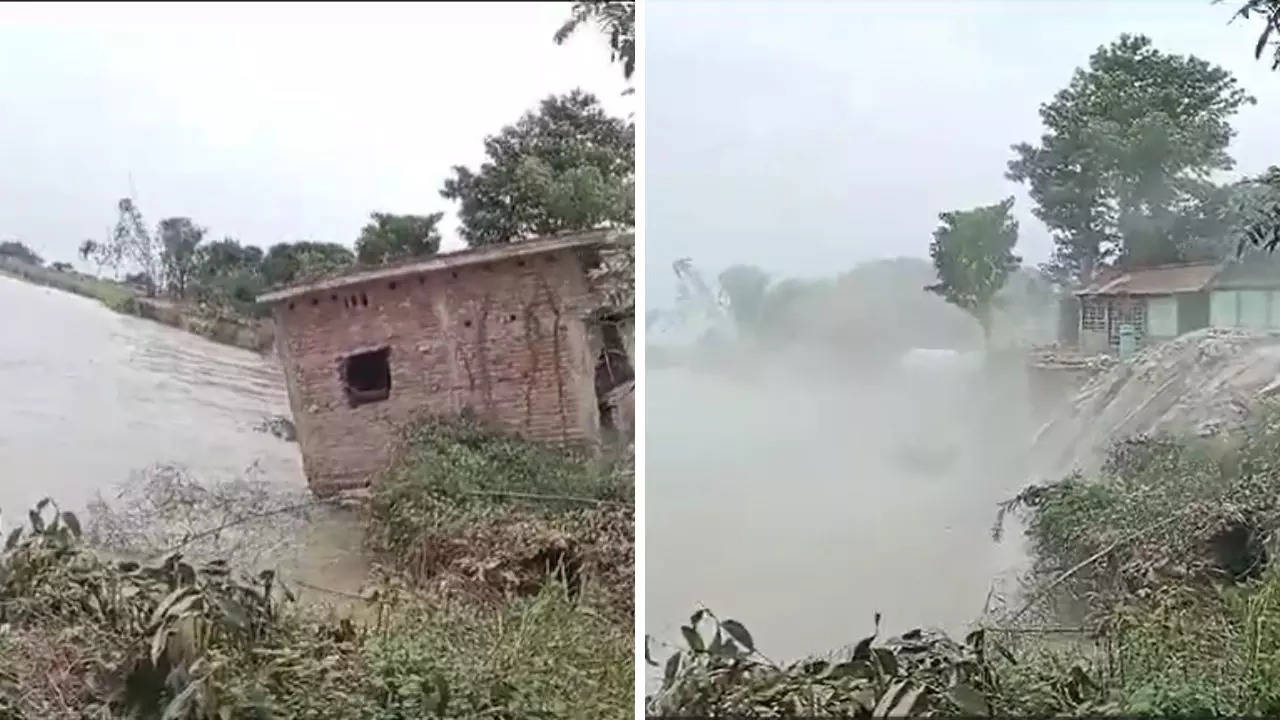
[554,2,636,89]
[440,91,634,247]
[196,237,264,278]
[1007,34,1254,284]
[1234,165,1280,254]
[109,198,162,296]
[717,264,771,334]
[186,238,267,312]
[157,217,205,298]
[925,197,1022,345]
[354,212,443,265]
[0,240,43,266]
[260,241,354,287]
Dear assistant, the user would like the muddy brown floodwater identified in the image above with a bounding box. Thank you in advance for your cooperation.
[0,274,367,604]
[646,360,1034,668]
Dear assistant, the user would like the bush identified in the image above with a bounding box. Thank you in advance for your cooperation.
[365,414,634,618]
[0,499,371,718]
[364,585,632,719]
[1,495,633,718]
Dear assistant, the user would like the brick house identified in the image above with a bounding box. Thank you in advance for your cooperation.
[258,230,628,496]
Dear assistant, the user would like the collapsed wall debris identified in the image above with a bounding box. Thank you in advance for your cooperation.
[1030,328,1280,480]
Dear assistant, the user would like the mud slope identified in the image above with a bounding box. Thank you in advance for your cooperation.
[1032,328,1280,479]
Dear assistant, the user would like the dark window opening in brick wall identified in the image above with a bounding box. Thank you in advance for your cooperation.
[342,347,391,406]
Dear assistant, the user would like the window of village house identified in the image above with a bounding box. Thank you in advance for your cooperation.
[1081,300,1106,331]
[341,347,391,406]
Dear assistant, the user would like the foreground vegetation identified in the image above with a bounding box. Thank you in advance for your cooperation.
[647,404,1280,716]
[0,417,633,719]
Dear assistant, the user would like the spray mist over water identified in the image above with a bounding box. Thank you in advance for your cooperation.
[646,340,1037,662]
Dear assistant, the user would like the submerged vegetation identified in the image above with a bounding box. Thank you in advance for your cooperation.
[0,417,633,719]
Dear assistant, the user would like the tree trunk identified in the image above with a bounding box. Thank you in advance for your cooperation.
[977,305,993,350]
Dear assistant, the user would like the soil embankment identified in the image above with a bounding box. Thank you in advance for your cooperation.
[1031,328,1280,479]
[0,257,273,353]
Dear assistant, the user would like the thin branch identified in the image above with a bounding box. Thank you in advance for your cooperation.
[153,498,338,559]
[1008,511,1186,623]
[458,488,632,507]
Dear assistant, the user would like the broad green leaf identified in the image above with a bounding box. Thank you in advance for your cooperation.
[663,652,682,686]
[60,511,81,539]
[888,683,925,717]
[873,680,908,718]
[720,618,755,652]
[680,625,703,652]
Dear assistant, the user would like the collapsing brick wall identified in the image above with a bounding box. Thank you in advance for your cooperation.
[270,248,600,496]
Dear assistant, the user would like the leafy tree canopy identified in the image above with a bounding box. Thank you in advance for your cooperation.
[260,241,354,287]
[926,197,1022,342]
[354,212,443,266]
[1228,0,1280,70]
[196,238,264,278]
[0,240,42,266]
[554,2,636,89]
[441,90,634,247]
[1007,34,1254,284]
[157,217,206,298]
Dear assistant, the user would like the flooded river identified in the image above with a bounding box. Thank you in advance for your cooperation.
[0,274,301,517]
[0,275,365,600]
[646,361,1033,663]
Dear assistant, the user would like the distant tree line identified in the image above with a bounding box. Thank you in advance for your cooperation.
[17,7,633,320]
[0,240,43,267]
[681,11,1278,358]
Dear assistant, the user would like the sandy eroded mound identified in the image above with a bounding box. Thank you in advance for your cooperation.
[1031,328,1280,479]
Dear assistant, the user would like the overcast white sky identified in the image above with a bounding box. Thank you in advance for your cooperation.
[646,0,1279,305]
[0,1,631,266]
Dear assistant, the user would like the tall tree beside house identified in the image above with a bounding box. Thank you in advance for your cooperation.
[440,90,634,247]
[925,197,1022,345]
[553,2,636,90]
[1234,165,1280,254]
[157,217,205,299]
[1006,34,1254,285]
[354,212,443,265]
[0,240,43,266]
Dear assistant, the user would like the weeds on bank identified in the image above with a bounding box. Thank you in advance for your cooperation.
[649,405,1280,716]
[365,413,635,620]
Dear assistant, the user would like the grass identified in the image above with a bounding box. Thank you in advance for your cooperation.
[365,413,634,620]
[648,404,1280,717]
[0,256,137,311]
[0,417,634,719]
[0,257,272,351]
